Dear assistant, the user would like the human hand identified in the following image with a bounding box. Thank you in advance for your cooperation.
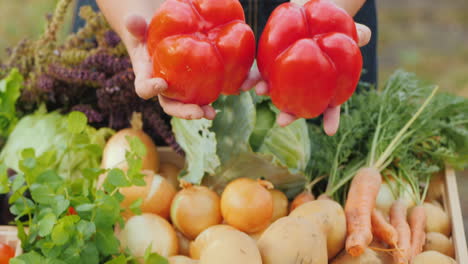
[124,15,263,121]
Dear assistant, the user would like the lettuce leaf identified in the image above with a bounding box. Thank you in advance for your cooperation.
[0,68,23,139]
[172,91,310,197]
[0,109,114,178]
[171,117,220,184]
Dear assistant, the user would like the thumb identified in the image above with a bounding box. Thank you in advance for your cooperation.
[125,15,148,42]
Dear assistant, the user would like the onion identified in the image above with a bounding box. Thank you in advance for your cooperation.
[376,178,416,215]
[176,231,192,256]
[159,162,182,190]
[221,178,273,233]
[171,182,222,240]
[119,213,178,260]
[168,256,198,264]
[120,170,176,219]
[101,113,159,172]
[269,189,288,222]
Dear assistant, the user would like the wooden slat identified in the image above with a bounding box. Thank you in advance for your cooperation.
[444,167,468,263]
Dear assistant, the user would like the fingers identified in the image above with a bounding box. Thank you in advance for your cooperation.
[255,81,269,95]
[355,23,371,47]
[240,66,263,92]
[125,15,148,42]
[159,95,216,120]
[277,112,298,127]
[323,105,341,136]
[135,76,168,99]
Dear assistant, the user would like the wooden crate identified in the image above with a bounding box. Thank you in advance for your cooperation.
[0,225,22,257]
[443,167,468,263]
[1,147,466,262]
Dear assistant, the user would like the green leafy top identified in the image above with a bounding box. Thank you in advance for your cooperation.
[0,111,167,264]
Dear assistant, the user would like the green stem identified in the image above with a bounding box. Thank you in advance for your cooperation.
[327,160,365,196]
[369,104,384,167]
[374,86,439,169]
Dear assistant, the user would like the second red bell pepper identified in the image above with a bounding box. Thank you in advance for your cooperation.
[147,0,256,106]
[257,0,363,119]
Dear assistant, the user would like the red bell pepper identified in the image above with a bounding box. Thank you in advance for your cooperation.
[147,0,256,105]
[257,0,363,119]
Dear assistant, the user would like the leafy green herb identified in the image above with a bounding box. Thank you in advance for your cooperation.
[0,111,166,264]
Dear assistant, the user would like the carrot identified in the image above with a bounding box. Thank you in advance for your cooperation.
[409,205,427,260]
[390,200,411,264]
[371,209,398,247]
[345,167,382,256]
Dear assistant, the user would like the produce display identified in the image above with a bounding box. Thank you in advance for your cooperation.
[0,0,467,264]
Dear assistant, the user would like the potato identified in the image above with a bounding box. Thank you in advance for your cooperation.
[159,162,181,190]
[423,202,451,236]
[120,170,176,219]
[257,216,327,264]
[168,256,198,264]
[331,248,383,264]
[119,214,178,260]
[289,200,346,259]
[190,225,262,264]
[424,232,455,258]
[412,251,457,264]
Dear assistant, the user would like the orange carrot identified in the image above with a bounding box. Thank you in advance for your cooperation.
[409,205,427,261]
[371,209,398,247]
[289,191,314,213]
[345,167,382,256]
[390,200,411,264]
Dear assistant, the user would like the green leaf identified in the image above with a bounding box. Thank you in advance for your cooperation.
[129,198,143,215]
[80,242,99,264]
[107,168,130,187]
[10,251,45,264]
[0,68,23,137]
[51,195,69,215]
[77,220,96,240]
[128,136,147,158]
[67,111,88,134]
[9,185,28,204]
[258,119,311,173]
[11,173,25,192]
[144,252,169,264]
[38,212,57,237]
[75,203,95,212]
[0,164,10,194]
[104,255,127,264]
[30,183,55,204]
[212,92,256,164]
[96,227,120,256]
[171,117,220,184]
[82,168,105,181]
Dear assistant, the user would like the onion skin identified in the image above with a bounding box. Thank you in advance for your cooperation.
[168,256,199,264]
[119,213,178,260]
[102,128,159,172]
[221,178,273,233]
[171,185,222,240]
[120,170,176,219]
[269,189,288,222]
[176,231,192,256]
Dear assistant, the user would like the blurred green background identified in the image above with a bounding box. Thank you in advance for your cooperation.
[1,0,468,239]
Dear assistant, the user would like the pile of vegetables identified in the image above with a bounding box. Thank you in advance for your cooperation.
[0,0,467,264]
